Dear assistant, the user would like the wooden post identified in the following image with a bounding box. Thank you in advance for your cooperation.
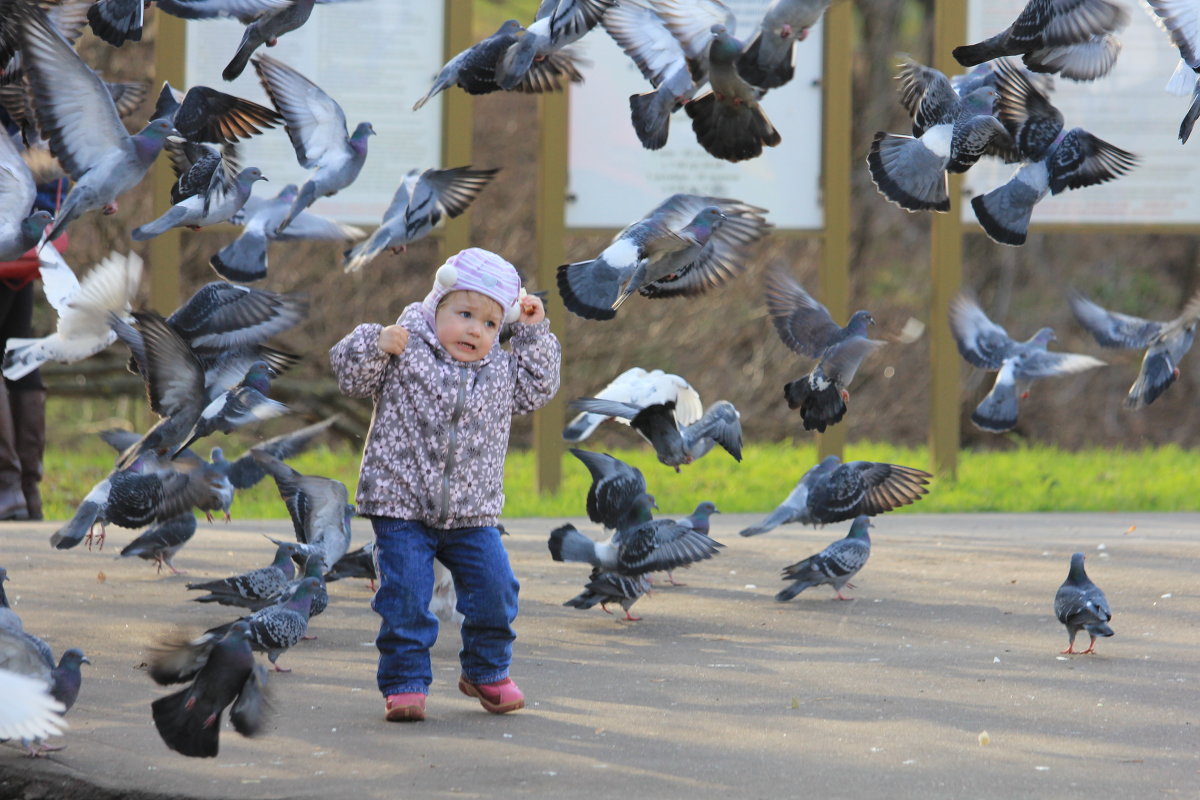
[148,11,186,312]
[534,90,568,494]
[930,0,968,478]
[817,3,854,462]
[438,0,473,258]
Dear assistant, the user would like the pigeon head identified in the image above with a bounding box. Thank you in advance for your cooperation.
[133,119,176,160]
[687,206,726,237]
[242,360,275,392]
[302,554,326,578]
[961,86,998,114]
[225,620,253,644]
[1031,327,1055,347]
[847,310,875,334]
[693,501,719,518]
[495,19,523,36]
[848,515,873,539]
[57,648,91,671]
[708,25,741,61]
[238,167,268,185]
[20,211,52,242]
[350,122,376,148]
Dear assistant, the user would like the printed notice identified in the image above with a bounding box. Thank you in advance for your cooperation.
[566,0,823,231]
[185,2,445,224]
[963,0,1200,226]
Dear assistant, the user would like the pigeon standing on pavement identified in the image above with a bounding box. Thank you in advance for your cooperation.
[557,193,771,320]
[210,183,365,282]
[970,59,1137,246]
[950,294,1105,433]
[341,166,499,273]
[17,4,174,242]
[0,567,21,634]
[563,367,703,442]
[685,24,782,162]
[567,397,743,470]
[119,512,198,575]
[205,576,321,671]
[148,621,269,758]
[739,455,931,537]
[186,540,305,608]
[765,269,885,432]
[1069,289,1200,408]
[953,0,1129,81]
[1142,0,1200,142]
[776,515,872,601]
[1054,552,1114,654]
[736,0,831,89]
[252,54,374,235]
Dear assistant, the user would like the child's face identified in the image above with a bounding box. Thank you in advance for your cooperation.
[435,290,503,363]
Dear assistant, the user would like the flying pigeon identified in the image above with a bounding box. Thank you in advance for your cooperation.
[252,54,374,235]
[736,0,831,89]
[497,0,616,90]
[175,360,288,456]
[868,58,1012,212]
[186,540,304,608]
[222,0,324,81]
[204,576,321,671]
[251,449,352,569]
[1054,552,1114,654]
[764,269,885,432]
[86,0,293,47]
[211,183,365,282]
[17,4,174,243]
[950,294,1105,433]
[412,18,584,111]
[324,541,375,588]
[953,0,1129,81]
[971,58,1137,246]
[148,621,270,758]
[776,515,872,601]
[150,81,283,146]
[0,123,45,262]
[1069,289,1200,408]
[341,166,499,273]
[563,367,703,442]
[2,248,142,381]
[119,512,197,575]
[568,397,742,470]
[1142,0,1200,142]
[739,455,931,537]
[132,153,266,240]
[557,193,771,320]
[568,447,650,532]
[685,24,782,162]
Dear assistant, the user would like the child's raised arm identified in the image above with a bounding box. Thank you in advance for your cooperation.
[329,322,403,398]
[509,317,561,414]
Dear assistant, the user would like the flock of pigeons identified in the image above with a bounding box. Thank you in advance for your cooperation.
[0,0,1183,762]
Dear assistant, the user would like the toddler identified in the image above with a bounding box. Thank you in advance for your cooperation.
[329,248,560,721]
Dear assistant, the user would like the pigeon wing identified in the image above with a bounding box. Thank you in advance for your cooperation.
[764,269,842,358]
[252,54,348,169]
[1068,291,1162,349]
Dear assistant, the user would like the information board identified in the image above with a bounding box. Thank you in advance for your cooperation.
[185,2,445,224]
[566,0,824,231]
[963,0,1200,225]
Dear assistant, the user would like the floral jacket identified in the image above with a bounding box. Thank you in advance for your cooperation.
[329,302,560,528]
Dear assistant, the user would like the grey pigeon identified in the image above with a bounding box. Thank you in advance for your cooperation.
[497,0,616,90]
[736,0,831,89]
[119,512,197,575]
[186,540,304,608]
[149,621,269,758]
[176,360,288,456]
[0,125,45,262]
[1069,289,1200,408]
[971,59,1137,246]
[2,248,141,382]
[221,0,320,81]
[776,515,872,601]
[685,24,782,162]
[251,449,352,569]
[1144,0,1200,142]
[0,624,88,756]
[342,166,499,273]
[412,19,584,111]
[765,269,885,432]
[17,4,174,243]
[132,155,266,240]
[562,570,652,620]
[211,182,365,282]
[568,447,650,532]
[739,455,931,537]
[0,567,22,634]
[324,541,375,588]
[205,576,321,671]
[1054,552,1114,654]
[206,415,339,497]
[151,81,283,145]
[660,500,720,586]
[271,554,328,619]
[953,0,1129,81]
[557,193,771,320]
[869,58,1012,212]
[252,54,374,236]
[563,367,703,442]
[950,294,1104,433]
[568,397,742,470]
[88,0,295,46]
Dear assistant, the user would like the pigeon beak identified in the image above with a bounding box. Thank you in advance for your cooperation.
[81,656,92,665]
[167,135,187,144]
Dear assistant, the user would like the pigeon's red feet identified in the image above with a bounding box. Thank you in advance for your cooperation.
[301,634,318,641]
[85,524,106,551]
[267,37,278,46]
[187,225,202,231]
[205,511,215,523]
[599,603,614,615]
[1060,645,1077,655]
[781,23,793,38]
[272,663,292,673]
[621,611,642,621]
[102,202,118,215]
[834,592,853,601]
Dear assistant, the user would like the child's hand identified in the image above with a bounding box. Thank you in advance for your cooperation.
[378,325,408,355]
[517,293,545,325]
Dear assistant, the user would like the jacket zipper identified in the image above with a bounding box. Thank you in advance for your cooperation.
[438,364,468,525]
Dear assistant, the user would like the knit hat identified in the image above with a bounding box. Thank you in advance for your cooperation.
[420,247,523,327]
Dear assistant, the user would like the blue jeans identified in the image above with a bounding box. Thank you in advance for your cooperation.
[370,518,519,697]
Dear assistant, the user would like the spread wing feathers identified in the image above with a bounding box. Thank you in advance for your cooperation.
[1016,349,1106,378]
[616,520,723,574]
[810,461,932,520]
[682,401,743,461]
[1068,291,1165,349]
[655,0,736,63]
[601,0,687,87]
[821,337,887,386]
[252,54,346,169]
[569,448,647,531]
[764,269,842,358]
[1047,129,1138,193]
[896,56,960,133]
[949,295,1018,368]
[411,166,500,220]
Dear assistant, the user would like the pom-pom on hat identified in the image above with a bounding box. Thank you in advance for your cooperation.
[420,247,523,327]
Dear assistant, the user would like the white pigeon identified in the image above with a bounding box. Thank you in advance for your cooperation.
[0,667,67,741]
[562,367,703,442]
[2,250,142,381]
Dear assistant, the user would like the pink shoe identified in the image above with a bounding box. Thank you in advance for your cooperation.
[384,693,426,722]
[458,676,524,714]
